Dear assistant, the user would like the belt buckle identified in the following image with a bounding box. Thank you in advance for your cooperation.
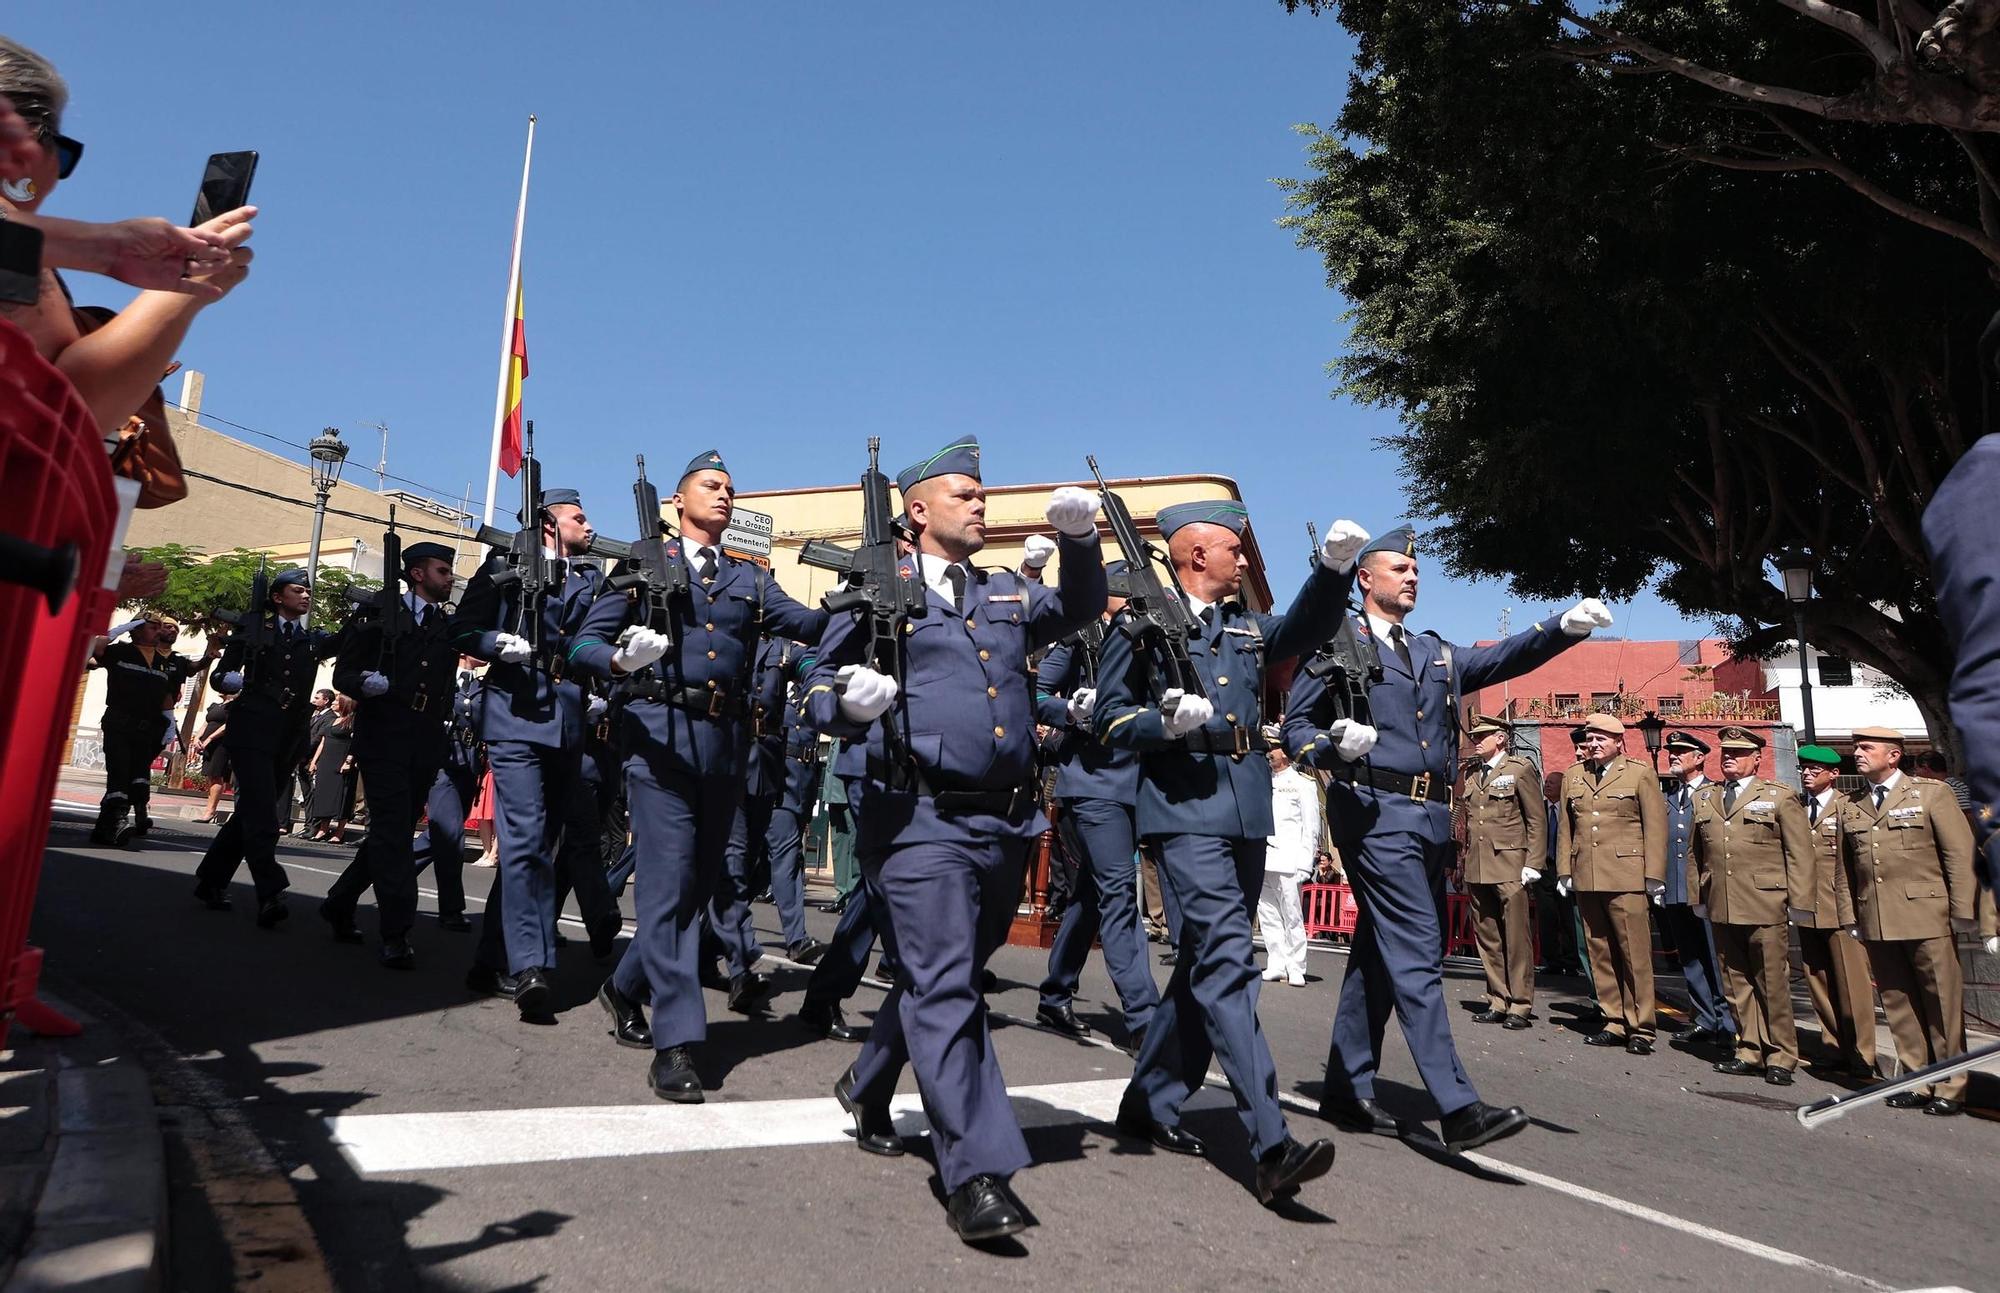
[707,688,727,719]
[1232,726,1250,758]
[1410,772,1432,803]
[410,691,429,714]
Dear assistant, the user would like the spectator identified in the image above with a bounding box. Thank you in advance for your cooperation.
[1259,733,1321,987]
[1912,750,1974,818]
[191,695,233,823]
[306,696,358,843]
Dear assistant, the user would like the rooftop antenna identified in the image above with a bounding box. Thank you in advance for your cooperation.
[367,421,390,490]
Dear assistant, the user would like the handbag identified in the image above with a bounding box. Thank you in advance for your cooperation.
[72,304,188,508]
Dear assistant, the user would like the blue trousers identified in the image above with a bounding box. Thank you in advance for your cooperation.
[550,770,621,943]
[1126,833,1287,1157]
[714,792,780,968]
[325,740,443,941]
[1658,903,1737,1035]
[1039,798,1158,1032]
[611,753,740,1050]
[1327,825,1478,1116]
[413,757,476,919]
[762,795,811,948]
[851,836,1030,1193]
[802,879,894,1008]
[607,841,636,900]
[478,739,579,975]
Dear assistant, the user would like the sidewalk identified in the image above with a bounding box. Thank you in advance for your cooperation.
[51,771,216,825]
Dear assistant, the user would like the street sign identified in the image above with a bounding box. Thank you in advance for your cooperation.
[721,506,774,558]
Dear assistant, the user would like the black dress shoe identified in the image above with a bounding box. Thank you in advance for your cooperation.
[946,1174,1028,1243]
[320,903,364,944]
[1845,1059,1879,1080]
[1626,1036,1653,1056]
[980,969,999,994]
[598,981,653,1049]
[1159,948,1179,966]
[379,938,416,971]
[1036,1003,1094,1038]
[1440,1101,1530,1154]
[1923,1097,1963,1116]
[787,937,827,967]
[1113,1104,1207,1157]
[1254,1135,1337,1204]
[1501,1014,1532,1031]
[819,894,849,915]
[1763,1066,1795,1086]
[649,1046,704,1104]
[1471,1009,1508,1024]
[513,967,553,1018]
[436,912,472,933]
[1713,1058,1762,1076]
[1317,1095,1398,1137]
[834,1064,902,1155]
[192,885,233,912]
[1682,1026,1727,1048]
[255,898,290,929]
[553,930,569,948]
[588,917,620,962]
[728,971,772,1014]
[1584,1030,1625,1047]
[868,961,898,989]
[465,964,522,999]
[799,1000,864,1042]
[1885,1090,1928,1110]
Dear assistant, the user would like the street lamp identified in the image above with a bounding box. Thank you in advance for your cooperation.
[1636,710,1666,771]
[305,428,350,585]
[1777,551,1817,745]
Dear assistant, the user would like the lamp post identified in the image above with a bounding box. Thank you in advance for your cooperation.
[1636,710,1666,772]
[1777,552,1817,745]
[305,428,350,584]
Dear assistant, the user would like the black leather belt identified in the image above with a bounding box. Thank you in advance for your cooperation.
[1179,726,1270,757]
[930,784,1037,817]
[617,679,746,718]
[1335,764,1452,805]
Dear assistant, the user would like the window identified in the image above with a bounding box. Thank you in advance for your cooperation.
[1553,693,1580,713]
[1591,692,1619,713]
[1658,695,1684,716]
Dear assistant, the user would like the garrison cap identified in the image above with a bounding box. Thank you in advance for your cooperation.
[1582,712,1625,737]
[896,436,981,496]
[1852,725,1905,744]
[1665,730,1710,754]
[1359,526,1417,560]
[520,487,580,525]
[1467,714,1511,738]
[682,449,728,479]
[1717,725,1764,752]
[1798,744,1842,768]
[401,542,454,568]
[271,567,311,592]
[1157,500,1249,538]
[1569,724,1590,744]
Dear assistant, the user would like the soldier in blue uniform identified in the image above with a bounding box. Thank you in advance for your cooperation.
[1283,527,1611,1153]
[594,450,826,1102]
[192,569,342,927]
[548,692,628,961]
[409,663,483,933]
[1924,432,2000,889]
[796,736,894,1041]
[1658,730,1737,1049]
[320,542,462,968]
[804,435,1104,1243]
[1031,563,1158,1049]
[763,643,825,966]
[1093,501,1354,1206]
[454,487,632,1020]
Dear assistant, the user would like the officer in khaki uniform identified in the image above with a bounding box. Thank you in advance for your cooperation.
[1460,715,1544,1028]
[1836,725,1977,1115]
[1794,743,1877,1078]
[1688,726,1815,1084]
[1555,712,1667,1053]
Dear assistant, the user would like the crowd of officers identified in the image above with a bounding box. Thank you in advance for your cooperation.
[79,437,1980,1247]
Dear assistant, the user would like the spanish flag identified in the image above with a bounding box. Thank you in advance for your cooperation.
[498,277,528,477]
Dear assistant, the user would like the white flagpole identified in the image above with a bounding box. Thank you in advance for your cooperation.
[484,114,536,526]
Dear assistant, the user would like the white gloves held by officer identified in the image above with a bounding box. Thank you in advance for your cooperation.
[1022,534,1059,569]
[1160,689,1214,738]
[1318,520,1370,573]
[360,671,390,698]
[493,633,534,664]
[1646,877,1666,907]
[612,625,672,673]
[837,664,900,722]
[1521,866,1542,885]
[1044,487,1100,538]
[1560,598,1614,637]
[1556,876,1573,898]
[1067,687,1097,726]
[1327,718,1378,761]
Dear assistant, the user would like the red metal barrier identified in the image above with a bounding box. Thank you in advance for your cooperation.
[1306,882,1542,963]
[0,319,118,1047]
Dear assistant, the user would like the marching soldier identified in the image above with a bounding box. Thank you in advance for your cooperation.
[88,614,205,845]
[795,736,888,1042]
[192,569,341,926]
[411,662,485,933]
[1555,713,1667,1054]
[1687,726,1814,1084]
[1460,715,1543,1028]
[1836,725,1977,1115]
[1659,731,1737,1050]
[1795,743,1876,1078]
[716,635,824,969]
[763,644,826,966]
[804,436,1104,1242]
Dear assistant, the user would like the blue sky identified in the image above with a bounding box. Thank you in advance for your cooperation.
[17,4,1709,645]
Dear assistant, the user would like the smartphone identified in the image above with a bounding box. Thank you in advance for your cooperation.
[0,216,42,305]
[191,150,258,226]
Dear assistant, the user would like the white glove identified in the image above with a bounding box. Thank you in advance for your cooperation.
[1786,906,1812,925]
[1521,866,1542,885]
[1691,903,1709,919]
[1984,935,2000,956]
[1318,520,1370,573]
[1561,597,1613,637]
[216,670,244,693]
[1160,689,1214,739]
[1021,534,1059,569]
[1646,877,1666,907]
[612,625,671,672]
[1044,487,1100,538]
[1066,687,1097,725]
[1845,925,1861,939]
[108,617,148,640]
[587,694,608,721]
[493,633,534,664]
[1328,718,1379,761]
[360,671,390,698]
[836,664,899,722]
[1556,876,1573,897]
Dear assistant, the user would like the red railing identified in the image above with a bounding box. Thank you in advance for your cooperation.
[1304,883,1541,962]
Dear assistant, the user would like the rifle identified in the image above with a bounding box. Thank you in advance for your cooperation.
[798,538,856,576]
[1297,521,1379,729]
[611,455,687,642]
[471,419,552,662]
[1085,455,1205,710]
[1306,520,1319,572]
[213,554,273,691]
[821,437,927,789]
[375,505,408,671]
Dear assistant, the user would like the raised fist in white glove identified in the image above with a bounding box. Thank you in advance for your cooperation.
[1319,520,1370,573]
[215,670,244,693]
[836,664,899,722]
[1044,486,1101,538]
[1646,877,1666,907]
[494,633,533,664]
[1022,534,1059,569]
[1328,718,1379,761]
[587,694,609,721]
[612,625,671,673]
[1561,598,1613,637]
[1066,687,1097,726]
[1160,689,1214,739]
[1521,866,1543,885]
[1556,876,1573,897]
[360,671,390,698]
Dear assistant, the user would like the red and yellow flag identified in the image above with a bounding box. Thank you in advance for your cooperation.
[498,277,529,476]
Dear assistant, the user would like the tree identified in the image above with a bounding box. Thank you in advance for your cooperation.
[1278,0,1990,760]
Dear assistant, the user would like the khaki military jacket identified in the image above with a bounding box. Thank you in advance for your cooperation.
[1462,753,1547,886]
[1795,790,1852,931]
[1836,775,1977,941]
[1555,755,1666,892]
[1689,778,1815,926]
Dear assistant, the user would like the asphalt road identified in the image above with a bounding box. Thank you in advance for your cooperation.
[27,812,2000,1292]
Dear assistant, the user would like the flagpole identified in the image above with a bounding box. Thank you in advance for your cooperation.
[484,114,536,526]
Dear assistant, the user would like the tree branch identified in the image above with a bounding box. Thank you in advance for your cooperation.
[1774,0,1904,67]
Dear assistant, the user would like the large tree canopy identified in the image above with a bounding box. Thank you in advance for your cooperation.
[1279,1,1992,756]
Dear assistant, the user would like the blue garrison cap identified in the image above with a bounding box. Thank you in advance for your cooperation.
[401,542,454,568]
[895,436,981,496]
[1157,500,1249,538]
[682,449,728,479]
[520,487,580,524]
[271,567,311,592]
[1360,526,1417,559]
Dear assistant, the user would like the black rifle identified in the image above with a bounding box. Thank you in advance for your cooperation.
[374,505,408,671]
[1085,455,1206,710]
[612,455,687,641]
[798,538,856,576]
[821,437,927,789]
[1298,521,1379,728]
[471,419,552,662]
[212,554,274,690]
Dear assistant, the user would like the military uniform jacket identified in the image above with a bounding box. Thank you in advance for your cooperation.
[1096,561,1348,840]
[97,642,199,728]
[1554,755,1667,892]
[1462,753,1547,886]
[743,637,804,797]
[807,534,1106,853]
[1923,432,2000,887]
[778,686,822,814]
[1663,777,1707,905]
[1688,778,1815,926]
[333,595,460,760]
[1836,775,1977,941]
[1034,629,1138,806]
[211,615,339,756]
[442,673,483,775]
[453,554,623,748]
[1796,790,1852,931]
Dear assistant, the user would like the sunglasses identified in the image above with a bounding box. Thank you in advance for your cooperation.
[31,123,81,180]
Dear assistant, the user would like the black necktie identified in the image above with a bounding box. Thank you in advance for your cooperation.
[1390,624,1414,674]
[1199,604,1216,629]
[1873,785,1886,811]
[283,620,298,641]
[945,563,967,613]
[1808,798,1820,826]
[1592,763,1603,786]
[1724,780,1739,814]
[697,547,718,583]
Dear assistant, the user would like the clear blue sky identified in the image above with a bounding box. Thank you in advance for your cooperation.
[17,4,1709,646]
